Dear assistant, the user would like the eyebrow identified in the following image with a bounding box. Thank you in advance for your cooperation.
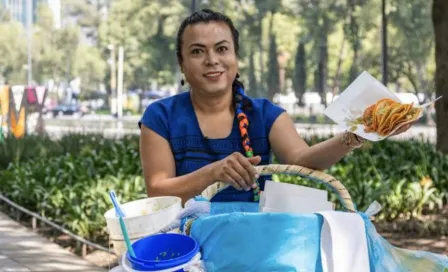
[188,40,230,48]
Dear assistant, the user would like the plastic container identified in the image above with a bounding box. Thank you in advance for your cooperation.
[127,233,200,271]
[121,252,202,272]
[104,197,182,256]
[109,266,126,272]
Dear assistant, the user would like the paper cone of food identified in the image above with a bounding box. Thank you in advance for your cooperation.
[324,71,440,141]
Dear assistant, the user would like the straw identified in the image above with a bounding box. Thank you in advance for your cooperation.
[119,216,136,258]
[109,191,126,217]
[109,191,136,258]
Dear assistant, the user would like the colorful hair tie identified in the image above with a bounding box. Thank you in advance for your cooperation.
[235,86,260,202]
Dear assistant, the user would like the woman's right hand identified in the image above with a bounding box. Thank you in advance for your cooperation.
[210,152,261,191]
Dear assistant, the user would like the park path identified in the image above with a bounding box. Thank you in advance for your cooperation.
[0,211,106,272]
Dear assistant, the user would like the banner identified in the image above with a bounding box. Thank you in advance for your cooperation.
[0,113,3,142]
[26,86,37,105]
[0,86,9,126]
[10,106,26,139]
[11,85,25,112]
[35,86,47,105]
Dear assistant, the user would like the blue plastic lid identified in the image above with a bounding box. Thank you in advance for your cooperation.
[127,233,200,271]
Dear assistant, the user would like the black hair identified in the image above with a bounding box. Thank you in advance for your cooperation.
[176,9,240,64]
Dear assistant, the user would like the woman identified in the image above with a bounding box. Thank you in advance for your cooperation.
[139,9,411,204]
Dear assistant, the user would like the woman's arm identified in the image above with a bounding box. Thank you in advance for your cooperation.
[140,125,216,203]
[140,125,261,203]
[269,113,362,170]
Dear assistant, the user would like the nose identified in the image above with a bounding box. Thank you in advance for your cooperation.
[204,50,219,66]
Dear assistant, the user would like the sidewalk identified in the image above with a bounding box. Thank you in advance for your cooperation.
[0,211,106,272]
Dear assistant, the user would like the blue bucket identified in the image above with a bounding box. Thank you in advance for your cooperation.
[127,233,200,271]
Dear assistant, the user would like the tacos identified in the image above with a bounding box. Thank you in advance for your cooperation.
[361,99,422,136]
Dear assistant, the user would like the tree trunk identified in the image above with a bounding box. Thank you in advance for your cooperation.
[381,0,388,86]
[294,41,306,106]
[331,37,346,99]
[248,49,258,97]
[317,33,328,106]
[415,63,426,101]
[267,13,280,102]
[432,0,448,154]
[258,16,264,91]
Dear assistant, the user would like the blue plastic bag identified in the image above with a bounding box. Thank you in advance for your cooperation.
[361,213,448,272]
[189,202,448,272]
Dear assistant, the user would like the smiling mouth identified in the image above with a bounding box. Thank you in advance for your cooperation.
[204,72,224,78]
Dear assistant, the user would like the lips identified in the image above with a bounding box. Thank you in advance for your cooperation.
[204,71,224,79]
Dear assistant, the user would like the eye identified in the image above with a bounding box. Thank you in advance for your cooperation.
[217,46,228,53]
[191,48,203,55]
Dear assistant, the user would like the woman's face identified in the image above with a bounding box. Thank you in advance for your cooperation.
[180,21,238,95]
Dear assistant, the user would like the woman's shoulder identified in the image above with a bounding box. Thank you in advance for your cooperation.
[248,96,286,115]
[147,91,189,110]
[139,91,190,131]
[142,91,190,118]
[246,96,286,130]
[250,96,276,106]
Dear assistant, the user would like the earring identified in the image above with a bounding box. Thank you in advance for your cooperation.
[181,79,185,86]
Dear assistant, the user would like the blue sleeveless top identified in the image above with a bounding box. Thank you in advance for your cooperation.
[139,91,285,202]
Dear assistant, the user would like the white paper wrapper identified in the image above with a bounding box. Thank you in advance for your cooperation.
[260,181,331,213]
[324,71,440,141]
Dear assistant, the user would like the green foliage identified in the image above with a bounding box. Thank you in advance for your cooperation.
[1,134,144,240]
[274,139,448,220]
[387,0,434,99]
[0,1,105,93]
[0,0,439,106]
[0,21,27,84]
[0,134,137,169]
[1,134,447,242]
[98,0,186,90]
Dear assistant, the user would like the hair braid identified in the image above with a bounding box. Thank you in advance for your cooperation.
[234,82,260,201]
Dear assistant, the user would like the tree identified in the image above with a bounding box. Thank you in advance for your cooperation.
[248,48,258,97]
[146,15,177,85]
[33,3,60,85]
[296,0,346,105]
[381,0,388,85]
[99,0,186,90]
[62,0,105,43]
[239,1,263,97]
[432,0,448,154]
[267,14,280,101]
[253,1,281,98]
[389,0,434,102]
[316,30,328,106]
[0,22,27,84]
[344,0,367,83]
[293,41,306,105]
[27,2,106,97]
[34,4,81,90]
[73,44,106,94]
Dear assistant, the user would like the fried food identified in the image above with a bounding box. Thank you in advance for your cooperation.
[360,99,422,136]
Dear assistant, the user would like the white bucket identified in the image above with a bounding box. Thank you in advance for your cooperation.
[104,196,182,256]
[120,252,203,272]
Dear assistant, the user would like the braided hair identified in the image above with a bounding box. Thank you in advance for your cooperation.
[177,9,259,201]
[233,79,260,201]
